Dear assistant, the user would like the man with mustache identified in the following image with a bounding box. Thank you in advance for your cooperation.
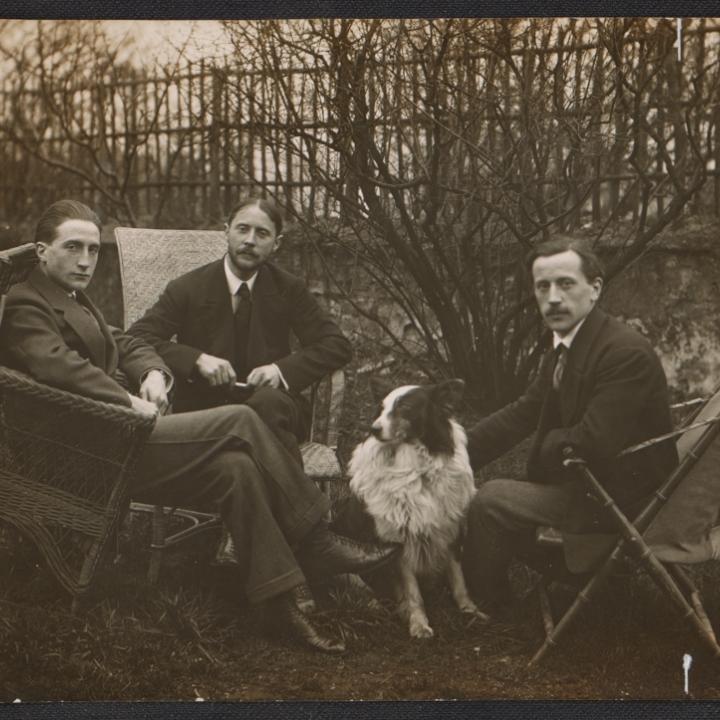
[129,198,351,462]
[462,236,678,612]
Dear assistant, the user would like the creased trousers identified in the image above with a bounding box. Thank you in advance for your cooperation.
[131,404,328,602]
[462,479,574,604]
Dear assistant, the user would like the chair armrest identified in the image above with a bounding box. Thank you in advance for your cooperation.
[0,365,157,597]
[309,368,346,450]
[0,365,156,430]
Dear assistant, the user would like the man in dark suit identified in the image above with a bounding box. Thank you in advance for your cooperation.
[462,236,678,610]
[0,199,397,653]
[128,198,352,461]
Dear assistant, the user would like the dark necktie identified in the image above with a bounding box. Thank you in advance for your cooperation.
[233,283,252,380]
[553,344,567,391]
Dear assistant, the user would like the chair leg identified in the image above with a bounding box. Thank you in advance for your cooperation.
[643,557,720,659]
[148,505,168,585]
[667,564,718,646]
[528,546,625,667]
[537,579,555,637]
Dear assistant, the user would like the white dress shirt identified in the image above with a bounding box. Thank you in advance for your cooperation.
[552,315,587,351]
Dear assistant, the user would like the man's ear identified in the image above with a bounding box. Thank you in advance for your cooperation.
[369,376,395,403]
[591,277,603,302]
[272,234,283,254]
[432,378,466,412]
[35,242,47,263]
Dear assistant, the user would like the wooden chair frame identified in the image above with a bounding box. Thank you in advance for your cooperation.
[530,401,720,667]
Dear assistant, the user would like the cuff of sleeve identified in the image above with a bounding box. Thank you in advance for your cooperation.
[141,368,174,393]
[272,363,289,391]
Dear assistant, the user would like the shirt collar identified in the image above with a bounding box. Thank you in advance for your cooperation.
[224,254,258,295]
[552,315,587,350]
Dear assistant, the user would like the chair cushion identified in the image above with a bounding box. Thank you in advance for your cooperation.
[300,441,342,480]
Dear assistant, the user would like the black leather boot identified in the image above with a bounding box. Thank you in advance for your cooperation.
[297,521,401,582]
[267,590,345,654]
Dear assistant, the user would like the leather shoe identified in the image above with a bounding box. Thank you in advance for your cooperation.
[297,522,401,582]
[267,591,345,654]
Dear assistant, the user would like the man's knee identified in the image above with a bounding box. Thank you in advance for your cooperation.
[469,479,519,524]
[247,387,295,419]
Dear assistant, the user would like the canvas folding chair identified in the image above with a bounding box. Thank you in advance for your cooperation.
[529,389,720,666]
[0,244,157,607]
[114,227,345,582]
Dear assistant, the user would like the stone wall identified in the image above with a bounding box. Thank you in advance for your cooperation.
[600,217,720,398]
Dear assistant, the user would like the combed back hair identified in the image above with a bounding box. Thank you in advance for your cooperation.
[35,200,101,246]
[526,235,604,282]
[226,197,283,235]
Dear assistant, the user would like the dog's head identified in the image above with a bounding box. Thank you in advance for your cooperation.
[369,379,465,455]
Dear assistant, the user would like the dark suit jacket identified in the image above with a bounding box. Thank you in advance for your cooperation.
[128,259,352,412]
[467,307,679,537]
[0,267,170,407]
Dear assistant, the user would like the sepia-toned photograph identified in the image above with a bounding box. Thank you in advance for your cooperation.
[0,14,719,702]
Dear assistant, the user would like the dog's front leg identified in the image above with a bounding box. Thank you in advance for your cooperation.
[447,556,489,621]
[396,561,433,638]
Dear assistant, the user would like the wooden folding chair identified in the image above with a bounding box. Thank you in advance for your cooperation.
[114,227,346,581]
[0,244,157,607]
[529,389,720,666]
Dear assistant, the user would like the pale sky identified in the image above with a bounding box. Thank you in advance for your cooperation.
[0,19,234,68]
[102,20,232,65]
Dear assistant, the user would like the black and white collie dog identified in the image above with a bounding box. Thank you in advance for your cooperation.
[341,378,488,639]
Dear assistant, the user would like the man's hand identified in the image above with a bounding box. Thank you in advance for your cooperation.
[128,393,160,418]
[139,369,170,415]
[195,353,237,387]
[247,364,282,389]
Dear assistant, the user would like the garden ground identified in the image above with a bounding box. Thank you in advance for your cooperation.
[1,476,719,701]
[1,372,719,701]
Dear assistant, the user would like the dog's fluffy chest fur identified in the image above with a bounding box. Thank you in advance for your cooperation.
[349,421,475,571]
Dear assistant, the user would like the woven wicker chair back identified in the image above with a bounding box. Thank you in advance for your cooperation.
[0,244,39,294]
[113,226,345,450]
[114,228,227,328]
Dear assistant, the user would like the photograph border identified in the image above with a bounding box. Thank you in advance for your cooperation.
[1,0,719,716]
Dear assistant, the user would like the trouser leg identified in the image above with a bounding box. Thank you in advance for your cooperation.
[462,479,573,605]
[244,387,308,465]
[131,404,329,601]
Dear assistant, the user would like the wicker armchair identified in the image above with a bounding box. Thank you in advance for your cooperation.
[0,244,157,603]
[114,227,345,579]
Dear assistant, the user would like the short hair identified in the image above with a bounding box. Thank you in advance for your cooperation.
[226,197,283,236]
[526,235,604,282]
[35,200,101,246]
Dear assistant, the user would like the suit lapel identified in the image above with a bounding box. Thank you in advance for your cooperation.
[559,307,607,422]
[198,260,235,361]
[76,290,116,370]
[29,268,111,371]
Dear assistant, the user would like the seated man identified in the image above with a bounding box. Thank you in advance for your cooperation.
[128,197,352,462]
[462,236,678,611]
[0,199,398,654]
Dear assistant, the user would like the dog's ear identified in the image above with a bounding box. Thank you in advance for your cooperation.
[432,378,465,412]
[369,376,395,403]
